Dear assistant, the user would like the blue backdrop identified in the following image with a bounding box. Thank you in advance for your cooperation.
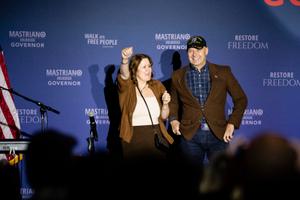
[1,0,300,197]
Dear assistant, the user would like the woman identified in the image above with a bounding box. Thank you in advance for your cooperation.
[118,47,174,159]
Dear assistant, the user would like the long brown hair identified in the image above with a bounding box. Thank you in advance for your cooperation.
[129,54,153,84]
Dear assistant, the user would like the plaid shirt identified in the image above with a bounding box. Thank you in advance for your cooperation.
[186,63,211,107]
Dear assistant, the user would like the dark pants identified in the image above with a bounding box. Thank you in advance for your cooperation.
[179,129,228,165]
[122,125,165,159]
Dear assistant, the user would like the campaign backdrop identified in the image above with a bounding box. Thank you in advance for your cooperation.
[1,0,300,198]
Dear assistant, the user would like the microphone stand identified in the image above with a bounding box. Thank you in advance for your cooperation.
[0,86,60,133]
[87,128,98,155]
[87,117,98,155]
[87,136,95,155]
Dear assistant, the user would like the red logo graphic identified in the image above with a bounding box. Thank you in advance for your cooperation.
[264,0,300,6]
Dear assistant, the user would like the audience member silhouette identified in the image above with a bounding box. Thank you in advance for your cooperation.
[25,129,76,200]
[199,152,237,200]
[23,129,300,200]
[69,151,202,199]
[239,132,300,200]
[198,132,300,200]
[0,159,21,200]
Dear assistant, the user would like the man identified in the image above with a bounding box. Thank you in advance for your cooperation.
[170,36,247,164]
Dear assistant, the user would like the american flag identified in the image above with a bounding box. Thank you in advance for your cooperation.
[0,46,21,162]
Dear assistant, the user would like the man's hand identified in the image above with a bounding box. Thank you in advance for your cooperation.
[223,123,234,143]
[170,120,181,135]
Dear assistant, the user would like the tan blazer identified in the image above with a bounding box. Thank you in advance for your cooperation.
[117,75,174,144]
[170,62,248,140]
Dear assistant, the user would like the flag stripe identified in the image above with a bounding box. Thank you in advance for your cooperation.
[0,52,21,129]
[0,52,20,138]
[0,65,21,134]
[0,51,12,89]
[0,108,14,139]
[0,47,21,161]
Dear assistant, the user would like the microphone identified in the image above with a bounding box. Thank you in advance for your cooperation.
[89,111,98,141]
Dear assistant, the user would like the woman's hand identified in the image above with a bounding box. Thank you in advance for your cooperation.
[121,47,133,63]
[162,91,171,105]
[120,47,133,79]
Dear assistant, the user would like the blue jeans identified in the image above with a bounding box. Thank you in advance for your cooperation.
[179,129,228,165]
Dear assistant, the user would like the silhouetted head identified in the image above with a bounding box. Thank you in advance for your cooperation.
[25,129,77,189]
[240,132,299,199]
[243,132,297,179]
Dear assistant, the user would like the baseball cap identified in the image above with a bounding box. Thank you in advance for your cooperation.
[187,36,207,50]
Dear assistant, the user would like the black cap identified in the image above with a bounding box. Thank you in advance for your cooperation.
[187,36,207,50]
